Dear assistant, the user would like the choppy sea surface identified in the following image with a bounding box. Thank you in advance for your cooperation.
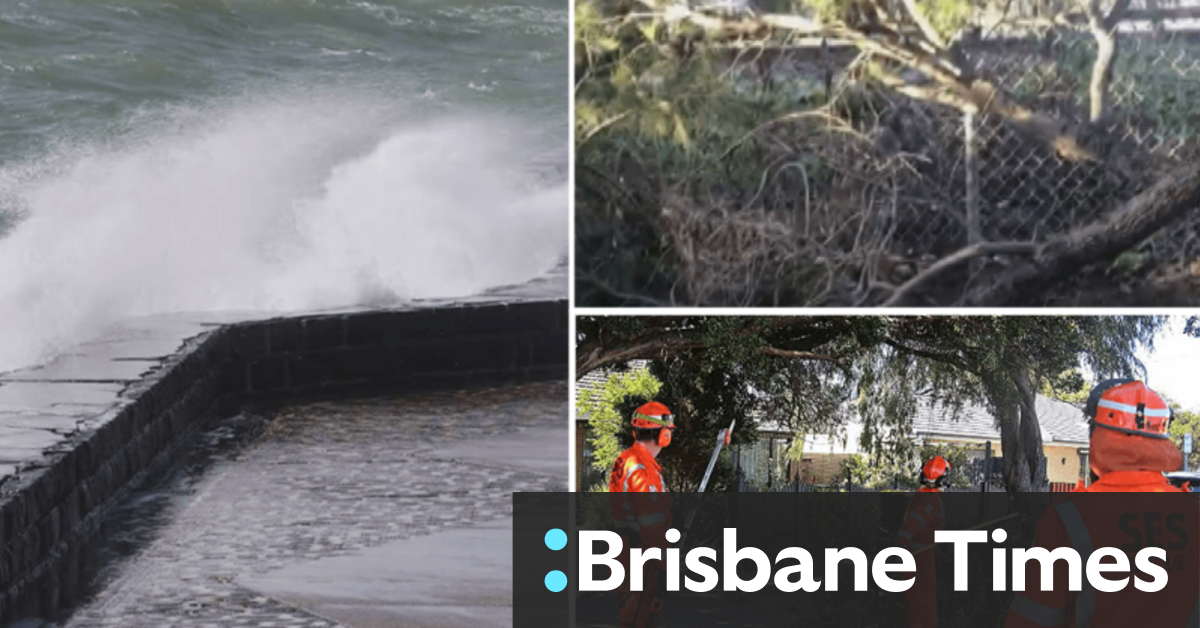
[0,0,568,371]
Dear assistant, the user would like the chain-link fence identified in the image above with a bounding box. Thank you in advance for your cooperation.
[576,6,1200,306]
[786,28,1200,305]
[965,29,1199,253]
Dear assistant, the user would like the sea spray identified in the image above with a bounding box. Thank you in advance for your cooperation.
[0,100,565,372]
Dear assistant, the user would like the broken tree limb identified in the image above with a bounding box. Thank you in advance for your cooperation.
[881,242,1039,306]
[638,4,1100,163]
[898,0,948,49]
[834,25,1099,161]
[962,162,1200,306]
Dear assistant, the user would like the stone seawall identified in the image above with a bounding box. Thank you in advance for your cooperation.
[0,298,567,620]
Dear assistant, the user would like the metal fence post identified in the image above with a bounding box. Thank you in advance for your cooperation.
[964,111,982,275]
[983,440,991,493]
[729,446,739,497]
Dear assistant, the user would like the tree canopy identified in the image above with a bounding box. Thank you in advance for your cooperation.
[577,315,1166,491]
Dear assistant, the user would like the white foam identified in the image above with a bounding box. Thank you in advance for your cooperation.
[0,99,565,372]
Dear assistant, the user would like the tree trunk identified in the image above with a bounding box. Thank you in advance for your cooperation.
[1012,365,1047,492]
[992,380,1026,491]
[1086,0,1128,122]
[988,364,1046,492]
[1089,28,1117,122]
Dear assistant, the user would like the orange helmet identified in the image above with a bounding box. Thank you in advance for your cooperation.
[920,455,951,488]
[1085,379,1172,440]
[632,401,675,447]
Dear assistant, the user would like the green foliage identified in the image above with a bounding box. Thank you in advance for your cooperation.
[651,349,762,491]
[838,453,871,485]
[916,0,971,40]
[574,0,838,304]
[1041,369,1089,404]
[1169,408,1200,471]
[1018,31,1200,138]
[835,444,974,489]
[578,315,1166,491]
[1110,37,1200,138]
[579,366,663,480]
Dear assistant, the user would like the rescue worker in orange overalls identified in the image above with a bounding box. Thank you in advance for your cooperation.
[897,455,949,628]
[1004,379,1199,628]
[609,401,676,628]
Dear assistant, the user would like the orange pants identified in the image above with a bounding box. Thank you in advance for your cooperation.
[905,555,937,628]
[617,543,664,628]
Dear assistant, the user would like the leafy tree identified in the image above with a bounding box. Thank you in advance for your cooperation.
[577,315,1165,492]
[1169,408,1200,472]
[880,316,1161,491]
[1041,369,1090,405]
[578,365,663,487]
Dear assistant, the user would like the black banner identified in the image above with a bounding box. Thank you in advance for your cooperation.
[514,492,1199,628]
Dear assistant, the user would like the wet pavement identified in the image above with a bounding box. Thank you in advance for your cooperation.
[0,261,566,493]
[29,380,566,628]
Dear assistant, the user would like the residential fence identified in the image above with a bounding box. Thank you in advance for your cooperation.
[663,15,1200,305]
[733,445,1048,492]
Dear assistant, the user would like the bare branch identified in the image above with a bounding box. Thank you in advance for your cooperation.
[759,347,844,365]
[1084,0,1130,121]
[964,162,1200,306]
[576,330,847,378]
[899,0,948,49]
[882,242,1040,306]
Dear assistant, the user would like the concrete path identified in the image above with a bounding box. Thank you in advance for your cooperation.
[0,263,566,493]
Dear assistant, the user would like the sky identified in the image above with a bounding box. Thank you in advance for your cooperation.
[1137,316,1200,412]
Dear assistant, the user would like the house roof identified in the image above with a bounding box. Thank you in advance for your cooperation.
[913,394,1087,445]
[575,360,650,420]
[913,396,1006,442]
[576,368,613,396]
[802,393,1088,454]
[1035,396,1089,445]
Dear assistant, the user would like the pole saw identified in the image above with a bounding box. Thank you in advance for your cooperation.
[680,418,736,545]
[641,419,736,628]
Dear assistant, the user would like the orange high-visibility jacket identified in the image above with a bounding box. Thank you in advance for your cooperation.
[897,488,945,552]
[898,489,944,628]
[1075,470,1188,493]
[609,442,673,548]
[1004,489,1199,628]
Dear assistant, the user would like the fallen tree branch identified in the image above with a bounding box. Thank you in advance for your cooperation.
[963,162,1200,306]
[835,26,1099,161]
[643,4,1100,162]
[881,242,1040,306]
[898,0,947,49]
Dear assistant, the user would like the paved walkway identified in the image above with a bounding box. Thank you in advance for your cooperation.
[0,260,566,493]
[52,380,565,628]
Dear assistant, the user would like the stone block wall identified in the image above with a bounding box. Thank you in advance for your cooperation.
[0,299,567,620]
